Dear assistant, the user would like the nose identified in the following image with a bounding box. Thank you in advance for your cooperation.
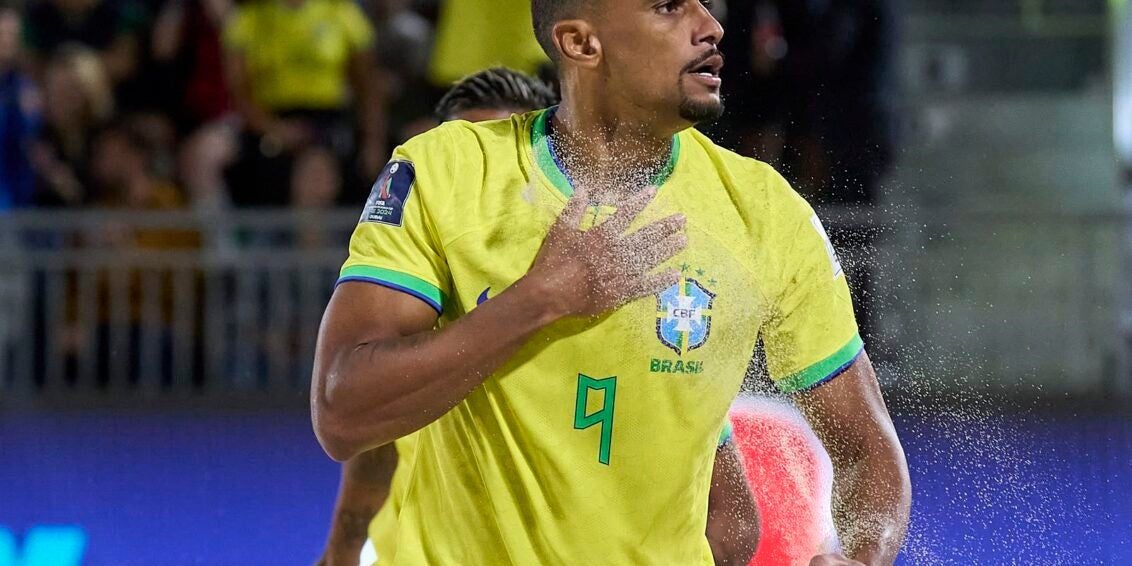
[693,3,725,47]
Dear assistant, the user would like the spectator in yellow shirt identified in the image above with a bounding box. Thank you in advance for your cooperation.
[223,0,385,207]
[428,0,549,87]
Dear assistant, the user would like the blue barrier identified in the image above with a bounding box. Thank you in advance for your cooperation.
[0,411,1128,564]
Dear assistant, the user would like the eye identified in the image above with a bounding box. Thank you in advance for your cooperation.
[656,0,681,14]
[700,0,714,8]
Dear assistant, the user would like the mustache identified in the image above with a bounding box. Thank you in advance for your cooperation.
[682,48,724,73]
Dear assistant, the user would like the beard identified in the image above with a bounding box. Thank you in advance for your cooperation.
[676,50,726,123]
[678,96,725,123]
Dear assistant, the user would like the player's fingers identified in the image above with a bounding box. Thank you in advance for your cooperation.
[557,183,592,230]
[631,232,687,273]
[601,186,657,235]
[622,214,686,252]
[621,269,681,304]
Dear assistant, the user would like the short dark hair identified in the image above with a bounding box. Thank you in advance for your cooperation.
[434,67,559,121]
[530,0,591,63]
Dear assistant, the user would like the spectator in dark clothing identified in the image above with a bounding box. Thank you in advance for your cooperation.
[786,0,898,351]
[81,121,199,387]
[151,0,236,211]
[151,0,231,131]
[717,0,896,205]
[29,46,114,207]
[363,0,436,145]
[222,0,385,207]
[21,0,145,86]
[808,0,898,205]
[369,0,431,84]
[716,0,896,352]
[0,5,41,210]
[776,0,898,204]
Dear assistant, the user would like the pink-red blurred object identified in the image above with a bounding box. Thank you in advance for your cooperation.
[730,398,837,566]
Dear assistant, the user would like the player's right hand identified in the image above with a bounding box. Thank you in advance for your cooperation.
[523,184,686,319]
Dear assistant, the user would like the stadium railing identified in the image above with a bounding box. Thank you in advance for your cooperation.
[0,207,1126,406]
[0,209,356,406]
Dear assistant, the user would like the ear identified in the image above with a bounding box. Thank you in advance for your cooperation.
[554,19,602,69]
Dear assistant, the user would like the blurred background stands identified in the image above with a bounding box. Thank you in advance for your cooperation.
[0,0,1127,408]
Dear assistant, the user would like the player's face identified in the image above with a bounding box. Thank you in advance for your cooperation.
[452,107,526,123]
[596,0,725,124]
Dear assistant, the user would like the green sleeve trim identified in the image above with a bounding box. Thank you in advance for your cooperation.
[717,420,733,447]
[338,265,446,313]
[776,334,865,394]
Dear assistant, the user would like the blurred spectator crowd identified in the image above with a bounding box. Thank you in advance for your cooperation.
[0,0,896,391]
[0,0,555,216]
[0,0,896,215]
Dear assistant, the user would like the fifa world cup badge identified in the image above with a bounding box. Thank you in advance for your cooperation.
[361,160,416,227]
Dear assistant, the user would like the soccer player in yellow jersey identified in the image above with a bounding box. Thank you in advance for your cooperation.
[318,67,756,566]
[312,1,912,564]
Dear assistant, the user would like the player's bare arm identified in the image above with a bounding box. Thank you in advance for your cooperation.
[317,444,397,566]
[707,441,759,565]
[312,185,686,461]
[795,353,911,566]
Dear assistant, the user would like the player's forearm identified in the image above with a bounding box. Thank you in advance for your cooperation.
[707,443,759,566]
[321,485,383,564]
[314,277,562,460]
[830,437,911,565]
[796,358,911,565]
[321,446,398,562]
[320,503,375,566]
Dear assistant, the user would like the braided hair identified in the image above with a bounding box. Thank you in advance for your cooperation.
[434,67,559,121]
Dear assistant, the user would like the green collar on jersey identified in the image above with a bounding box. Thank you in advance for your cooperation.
[530,107,682,199]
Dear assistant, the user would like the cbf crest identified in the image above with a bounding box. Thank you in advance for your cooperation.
[656,278,715,355]
[361,160,416,227]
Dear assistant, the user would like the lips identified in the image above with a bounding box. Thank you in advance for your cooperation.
[685,51,724,89]
[685,52,724,79]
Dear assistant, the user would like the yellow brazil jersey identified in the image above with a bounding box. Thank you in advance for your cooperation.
[339,109,862,565]
[365,418,736,565]
[222,0,374,111]
[366,432,416,562]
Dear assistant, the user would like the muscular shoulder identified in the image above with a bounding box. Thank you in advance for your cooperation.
[399,118,523,173]
[391,117,528,223]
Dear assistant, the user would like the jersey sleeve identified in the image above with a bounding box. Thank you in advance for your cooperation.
[338,133,454,314]
[761,190,863,394]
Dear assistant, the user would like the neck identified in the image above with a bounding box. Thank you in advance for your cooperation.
[551,84,684,199]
